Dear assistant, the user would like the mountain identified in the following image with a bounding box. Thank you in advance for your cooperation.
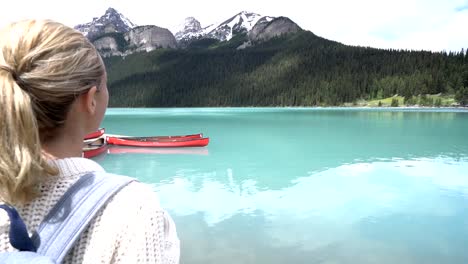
[175,11,265,42]
[174,11,301,49]
[74,7,136,40]
[76,8,303,55]
[76,8,176,57]
[174,17,203,41]
[205,11,263,41]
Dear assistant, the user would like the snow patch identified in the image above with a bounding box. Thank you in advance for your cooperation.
[205,11,263,41]
[120,13,136,28]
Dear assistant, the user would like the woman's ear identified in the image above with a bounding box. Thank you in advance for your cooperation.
[80,86,98,115]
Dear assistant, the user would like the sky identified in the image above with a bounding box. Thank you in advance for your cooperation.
[0,0,466,52]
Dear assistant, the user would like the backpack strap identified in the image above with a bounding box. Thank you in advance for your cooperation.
[31,172,134,263]
[0,204,37,252]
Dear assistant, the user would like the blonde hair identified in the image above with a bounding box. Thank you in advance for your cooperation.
[0,20,105,205]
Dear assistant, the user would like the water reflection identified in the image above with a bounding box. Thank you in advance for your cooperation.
[106,146,209,155]
[151,158,468,264]
[155,158,467,223]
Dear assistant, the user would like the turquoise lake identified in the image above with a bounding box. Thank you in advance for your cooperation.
[95,108,468,264]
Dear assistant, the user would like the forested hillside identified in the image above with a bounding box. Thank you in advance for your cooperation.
[104,31,468,107]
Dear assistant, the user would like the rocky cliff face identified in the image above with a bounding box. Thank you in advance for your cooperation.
[125,26,178,52]
[93,36,123,57]
[247,17,274,40]
[92,26,178,57]
[248,17,302,42]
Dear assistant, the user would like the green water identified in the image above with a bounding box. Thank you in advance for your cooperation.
[96,108,468,264]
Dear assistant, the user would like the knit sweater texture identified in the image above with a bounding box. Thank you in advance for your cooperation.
[0,157,180,263]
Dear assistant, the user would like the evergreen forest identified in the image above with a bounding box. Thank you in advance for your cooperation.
[104,31,468,107]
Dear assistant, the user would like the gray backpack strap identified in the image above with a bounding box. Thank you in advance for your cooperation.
[31,172,134,263]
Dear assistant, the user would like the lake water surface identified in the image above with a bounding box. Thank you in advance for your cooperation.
[96,108,468,264]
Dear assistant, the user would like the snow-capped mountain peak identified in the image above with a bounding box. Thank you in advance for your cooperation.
[174,17,203,40]
[205,11,264,41]
[103,7,136,29]
[180,17,202,33]
[235,11,263,31]
[175,11,270,42]
[74,7,136,40]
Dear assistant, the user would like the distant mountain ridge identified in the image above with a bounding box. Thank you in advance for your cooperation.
[75,7,136,40]
[74,7,302,56]
[174,11,299,45]
[193,11,264,41]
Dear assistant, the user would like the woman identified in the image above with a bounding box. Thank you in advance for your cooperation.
[0,20,179,263]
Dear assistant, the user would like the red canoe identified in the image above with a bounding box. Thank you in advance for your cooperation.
[118,133,203,141]
[84,128,105,140]
[83,137,107,158]
[106,136,209,147]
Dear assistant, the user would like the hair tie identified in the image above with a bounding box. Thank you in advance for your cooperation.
[0,64,26,89]
[0,64,17,78]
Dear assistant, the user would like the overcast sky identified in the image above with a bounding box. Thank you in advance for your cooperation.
[1,0,467,52]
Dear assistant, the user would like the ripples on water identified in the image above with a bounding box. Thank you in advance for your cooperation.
[97,108,468,264]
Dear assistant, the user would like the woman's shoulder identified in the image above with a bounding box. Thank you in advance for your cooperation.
[79,178,179,263]
[62,170,179,263]
[108,179,162,209]
[79,177,164,245]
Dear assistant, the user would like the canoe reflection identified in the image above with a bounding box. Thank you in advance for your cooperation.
[107,146,209,155]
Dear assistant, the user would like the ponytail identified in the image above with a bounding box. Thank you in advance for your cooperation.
[0,67,57,205]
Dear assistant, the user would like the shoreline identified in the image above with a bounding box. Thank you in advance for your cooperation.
[108,106,468,112]
[106,106,468,110]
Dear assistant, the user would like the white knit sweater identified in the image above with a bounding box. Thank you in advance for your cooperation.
[0,158,180,263]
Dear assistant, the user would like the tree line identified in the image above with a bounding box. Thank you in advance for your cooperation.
[104,31,468,107]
